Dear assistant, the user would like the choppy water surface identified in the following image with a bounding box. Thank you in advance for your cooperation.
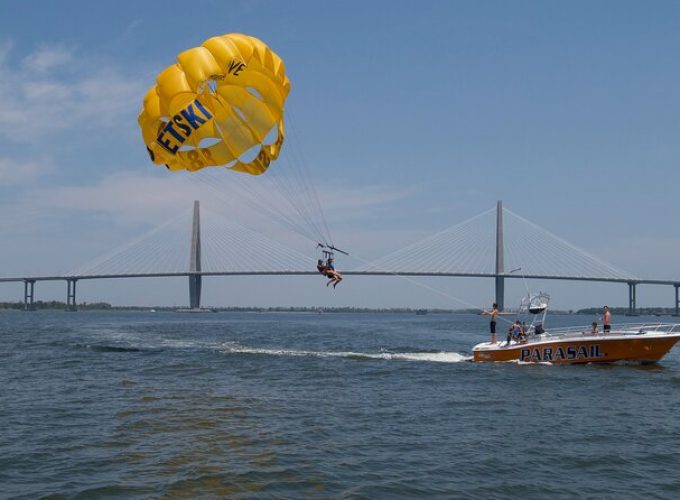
[2,310,680,499]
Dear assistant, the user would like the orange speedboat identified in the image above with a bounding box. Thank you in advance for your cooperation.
[473,293,680,364]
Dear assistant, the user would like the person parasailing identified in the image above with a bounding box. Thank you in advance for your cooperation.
[316,255,342,288]
[316,245,346,288]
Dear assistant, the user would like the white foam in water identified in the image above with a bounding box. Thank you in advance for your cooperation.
[377,352,472,363]
[221,343,472,363]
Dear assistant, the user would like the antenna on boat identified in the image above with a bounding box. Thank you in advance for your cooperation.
[510,267,532,296]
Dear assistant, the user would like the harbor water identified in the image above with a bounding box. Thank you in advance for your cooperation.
[2,310,680,499]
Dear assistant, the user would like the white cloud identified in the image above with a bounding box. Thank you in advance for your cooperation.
[25,172,197,226]
[21,45,73,73]
[2,169,415,242]
[0,42,145,143]
[0,156,51,185]
[321,183,418,211]
[0,169,420,281]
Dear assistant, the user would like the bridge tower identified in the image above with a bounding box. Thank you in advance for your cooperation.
[189,200,202,309]
[627,281,638,316]
[495,200,505,310]
[66,278,77,311]
[23,279,35,311]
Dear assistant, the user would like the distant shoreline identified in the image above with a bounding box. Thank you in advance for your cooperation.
[1,301,677,316]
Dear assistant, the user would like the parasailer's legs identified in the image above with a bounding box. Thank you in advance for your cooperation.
[325,273,342,288]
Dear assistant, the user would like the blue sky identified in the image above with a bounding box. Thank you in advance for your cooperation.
[0,1,678,310]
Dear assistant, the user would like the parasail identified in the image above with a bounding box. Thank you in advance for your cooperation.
[138,32,344,283]
[138,33,290,175]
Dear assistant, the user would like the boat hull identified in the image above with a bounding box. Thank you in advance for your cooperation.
[473,334,680,364]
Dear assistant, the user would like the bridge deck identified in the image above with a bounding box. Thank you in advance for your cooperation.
[1,272,678,286]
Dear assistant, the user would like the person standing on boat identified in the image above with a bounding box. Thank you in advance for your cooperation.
[603,305,612,334]
[482,303,499,343]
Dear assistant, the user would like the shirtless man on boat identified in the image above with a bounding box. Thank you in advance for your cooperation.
[602,305,612,334]
[481,303,499,343]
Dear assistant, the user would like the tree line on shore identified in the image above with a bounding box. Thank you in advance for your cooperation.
[1,301,676,315]
[576,307,678,316]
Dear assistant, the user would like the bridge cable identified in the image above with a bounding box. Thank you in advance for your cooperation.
[184,113,336,250]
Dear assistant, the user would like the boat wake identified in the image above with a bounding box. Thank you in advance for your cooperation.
[220,343,472,363]
[73,334,472,364]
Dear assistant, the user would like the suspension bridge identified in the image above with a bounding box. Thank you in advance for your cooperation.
[1,201,678,315]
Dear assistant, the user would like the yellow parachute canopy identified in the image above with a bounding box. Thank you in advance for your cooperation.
[138,33,290,175]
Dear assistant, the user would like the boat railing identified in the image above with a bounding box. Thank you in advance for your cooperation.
[537,322,680,340]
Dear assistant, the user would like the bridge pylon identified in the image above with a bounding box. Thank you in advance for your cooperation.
[189,200,202,309]
[495,200,505,310]
[627,281,638,316]
[23,279,35,311]
[66,278,77,312]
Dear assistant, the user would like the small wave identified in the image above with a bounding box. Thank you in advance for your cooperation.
[517,359,553,366]
[220,343,471,363]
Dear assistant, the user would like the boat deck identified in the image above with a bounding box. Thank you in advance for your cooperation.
[527,322,680,344]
